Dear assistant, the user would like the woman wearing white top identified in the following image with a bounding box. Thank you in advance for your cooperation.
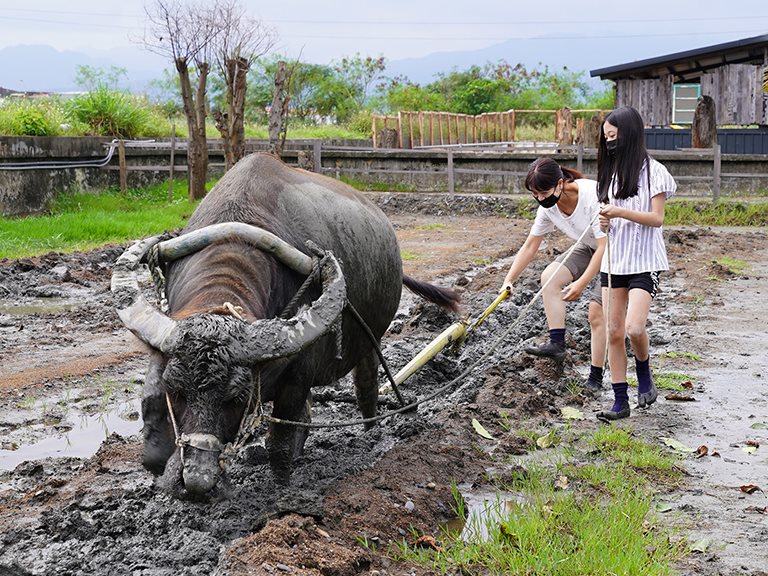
[596,106,677,420]
[500,158,607,395]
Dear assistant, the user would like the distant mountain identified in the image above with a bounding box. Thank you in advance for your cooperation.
[0,44,166,93]
[0,32,747,94]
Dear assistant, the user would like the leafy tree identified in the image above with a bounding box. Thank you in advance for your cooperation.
[74,65,129,91]
[141,0,221,200]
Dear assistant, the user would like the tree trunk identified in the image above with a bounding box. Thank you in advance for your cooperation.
[692,95,717,148]
[228,56,249,168]
[176,58,209,201]
[268,61,288,156]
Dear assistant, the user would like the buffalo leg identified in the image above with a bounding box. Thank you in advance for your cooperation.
[266,380,311,485]
[141,351,174,474]
[354,349,380,430]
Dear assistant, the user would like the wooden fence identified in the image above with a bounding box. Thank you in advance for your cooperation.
[372,109,612,149]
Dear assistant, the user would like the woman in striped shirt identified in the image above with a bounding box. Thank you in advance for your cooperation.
[596,106,677,421]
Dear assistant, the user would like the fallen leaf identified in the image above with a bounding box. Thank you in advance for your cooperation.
[471,418,494,440]
[745,439,760,448]
[681,380,694,389]
[711,451,721,457]
[554,475,569,490]
[690,538,710,553]
[695,445,709,458]
[743,446,757,455]
[661,437,695,453]
[745,506,768,514]
[665,393,696,401]
[740,484,762,494]
[750,422,768,430]
[656,502,674,513]
[560,406,584,420]
[414,535,442,551]
[536,429,557,449]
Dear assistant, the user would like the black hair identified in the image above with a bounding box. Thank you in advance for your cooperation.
[597,106,650,202]
[525,157,584,192]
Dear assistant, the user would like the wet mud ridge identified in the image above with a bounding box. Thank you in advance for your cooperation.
[0,199,767,575]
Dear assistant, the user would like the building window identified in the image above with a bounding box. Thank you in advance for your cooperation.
[672,84,701,124]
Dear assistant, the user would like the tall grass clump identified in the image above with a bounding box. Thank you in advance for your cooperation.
[64,87,168,139]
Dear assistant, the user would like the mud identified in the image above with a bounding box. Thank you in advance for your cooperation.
[0,193,767,575]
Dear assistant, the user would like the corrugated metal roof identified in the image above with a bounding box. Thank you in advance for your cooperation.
[590,33,768,81]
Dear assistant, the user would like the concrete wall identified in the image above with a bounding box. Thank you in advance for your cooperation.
[2,136,768,216]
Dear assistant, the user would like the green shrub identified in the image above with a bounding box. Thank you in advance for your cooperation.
[0,97,70,136]
[344,110,373,137]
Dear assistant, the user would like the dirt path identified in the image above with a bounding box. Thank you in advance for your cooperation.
[0,194,767,575]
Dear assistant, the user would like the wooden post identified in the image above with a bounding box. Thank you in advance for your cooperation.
[464,115,469,144]
[713,144,721,202]
[472,115,477,143]
[484,114,490,143]
[168,125,176,203]
[372,115,378,148]
[439,113,445,145]
[397,112,403,149]
[118,140,127,194]
[429,113,434,146]
[418,111,424,147]
[313,140,322,173]
[577,142,583,173]
[408,112,415,149]
[447,149,454,195]
[510,110,515,142]
[447,114,453,145]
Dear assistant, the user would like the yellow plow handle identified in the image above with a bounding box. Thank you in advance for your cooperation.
[392,287,510,387]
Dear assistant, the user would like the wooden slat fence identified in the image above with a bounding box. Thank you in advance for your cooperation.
[372,109,612,149]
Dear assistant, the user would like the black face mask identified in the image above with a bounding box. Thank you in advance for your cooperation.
[606,138,618,156]
[536,191,561,209]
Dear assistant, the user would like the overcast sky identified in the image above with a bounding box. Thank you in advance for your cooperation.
[1,0,767,64]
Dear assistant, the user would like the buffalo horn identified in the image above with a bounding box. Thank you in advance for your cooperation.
[242,249,347,363]
[156,222,313,275]
[111,235,178,352]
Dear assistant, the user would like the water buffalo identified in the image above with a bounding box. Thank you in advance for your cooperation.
[111,152,459,497]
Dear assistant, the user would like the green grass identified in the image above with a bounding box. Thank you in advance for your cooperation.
[395,426,684,575]
[665,199,768,226]
[400,250,419,261]
[0,181,201,259]
[338,175,418,193]
[628,370,695,391]
[714,256,750,274]
[414,223,447,230]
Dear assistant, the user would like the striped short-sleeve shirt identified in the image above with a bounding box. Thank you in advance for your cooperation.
[600,157,677,275]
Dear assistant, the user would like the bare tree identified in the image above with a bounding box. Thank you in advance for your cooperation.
[141,0,221,200]
[212,0,276,170]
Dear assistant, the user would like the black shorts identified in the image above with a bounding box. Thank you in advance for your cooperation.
[600,271,660,299]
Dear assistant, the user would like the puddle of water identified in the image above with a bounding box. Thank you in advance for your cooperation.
[444,483,528,542]
[0,396,142,471]
[0,297,79,315]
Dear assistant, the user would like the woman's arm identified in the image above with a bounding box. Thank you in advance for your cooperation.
[562,236,606,301]
[500,234,544,292]
[599,194,667,228]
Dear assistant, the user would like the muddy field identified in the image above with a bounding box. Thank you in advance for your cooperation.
[1,193,767,575]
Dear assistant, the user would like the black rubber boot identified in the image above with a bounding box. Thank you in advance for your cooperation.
[596,400,631,421]
[524,341,566,361]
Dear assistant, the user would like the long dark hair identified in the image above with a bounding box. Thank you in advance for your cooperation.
[597,106,650,202]
[525,157,584,192]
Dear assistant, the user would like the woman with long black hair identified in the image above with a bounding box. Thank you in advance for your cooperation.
[596,106,677,420]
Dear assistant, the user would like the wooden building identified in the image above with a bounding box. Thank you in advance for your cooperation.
[590,34,768,127]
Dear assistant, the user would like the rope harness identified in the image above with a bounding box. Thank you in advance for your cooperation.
[153,215,612,471]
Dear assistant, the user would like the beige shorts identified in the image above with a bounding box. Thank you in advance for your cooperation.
[554,242,602,305]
